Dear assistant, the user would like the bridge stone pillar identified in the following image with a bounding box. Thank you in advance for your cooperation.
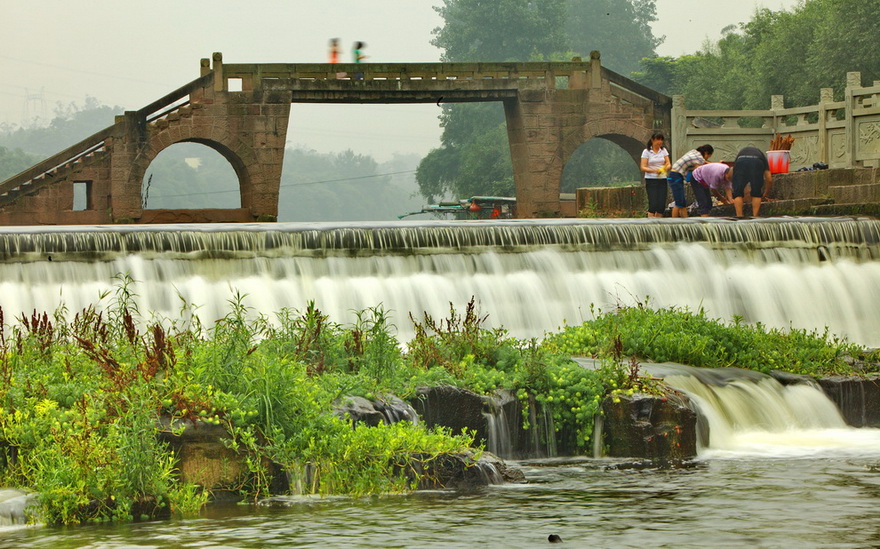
[108,111,149,221]
[504,93,567,218]
[506,65,667,218]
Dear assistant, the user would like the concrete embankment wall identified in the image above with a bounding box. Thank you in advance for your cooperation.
[576,167,880,217]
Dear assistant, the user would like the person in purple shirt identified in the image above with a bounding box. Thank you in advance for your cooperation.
[689,162,734,216]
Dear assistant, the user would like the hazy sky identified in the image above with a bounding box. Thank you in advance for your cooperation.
[1,0,799,162]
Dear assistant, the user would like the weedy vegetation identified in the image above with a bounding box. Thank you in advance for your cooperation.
[0,280,870,525]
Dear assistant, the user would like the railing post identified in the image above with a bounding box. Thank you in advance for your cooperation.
[672,95,687,160]
[213,52,225,92]
[770,95,784,136]
[818,88,833,164]
[589,51,601,89]
[845,71,860,167]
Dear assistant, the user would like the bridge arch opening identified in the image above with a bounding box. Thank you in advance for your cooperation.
[141,142,242,210]
[561,135,642,194]
[279,104,441,221]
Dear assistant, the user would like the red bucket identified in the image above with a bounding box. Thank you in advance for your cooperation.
[767,150,790,174]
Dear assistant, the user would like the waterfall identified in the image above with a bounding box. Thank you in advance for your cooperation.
[0,217,878,346]
[648,363,880,458]
[483,402,513,459]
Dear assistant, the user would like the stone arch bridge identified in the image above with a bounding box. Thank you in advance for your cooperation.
[0,52,669,224]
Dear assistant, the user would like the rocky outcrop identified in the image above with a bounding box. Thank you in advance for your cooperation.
[335,395,419,427]
[816,376,880,427]
[416,450,525,490]
[0,489,36,525]
[408,386,550,460]
[600,391,699,460]
[158,417,288,501]
[408,385,493,445]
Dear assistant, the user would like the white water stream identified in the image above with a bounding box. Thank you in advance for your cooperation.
[0,218,877,346]
[651,364,880,459]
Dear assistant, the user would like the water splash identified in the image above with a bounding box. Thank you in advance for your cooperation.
[483,399,513,459]
[650,363,880,458]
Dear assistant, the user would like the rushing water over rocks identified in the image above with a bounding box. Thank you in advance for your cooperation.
[0,217,878,347]
[644,363,876,455]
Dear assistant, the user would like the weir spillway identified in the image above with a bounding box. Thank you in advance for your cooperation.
[0,216,877,346]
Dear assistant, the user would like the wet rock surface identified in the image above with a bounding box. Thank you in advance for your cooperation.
[0,489,36,525]
[600,391,699,459]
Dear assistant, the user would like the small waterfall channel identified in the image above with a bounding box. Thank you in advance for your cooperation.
[0,217,877,347]
[647,363,880,458]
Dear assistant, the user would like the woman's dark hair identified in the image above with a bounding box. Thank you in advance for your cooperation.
[646,131,665,149]
[696,144,714,156]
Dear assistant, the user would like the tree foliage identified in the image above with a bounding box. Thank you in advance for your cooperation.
[0,97,122,159]
[432,0,568,62]
[0,146,39,181]
[564,0,662,75]
[634,0,880,110]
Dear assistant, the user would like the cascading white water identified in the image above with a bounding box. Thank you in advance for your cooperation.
[0,217,878,347]
[649,363,880,458]
[483,405,513,459]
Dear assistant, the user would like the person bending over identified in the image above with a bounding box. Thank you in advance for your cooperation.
[731,146,772,217]
[689,162,733,216]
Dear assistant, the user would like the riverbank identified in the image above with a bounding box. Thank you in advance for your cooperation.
[576,166,880,217]
[0,295,874,525]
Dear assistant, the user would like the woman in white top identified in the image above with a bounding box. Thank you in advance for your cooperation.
[640,132,671,218]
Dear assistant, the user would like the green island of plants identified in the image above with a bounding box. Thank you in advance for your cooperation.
[0,280,872,525]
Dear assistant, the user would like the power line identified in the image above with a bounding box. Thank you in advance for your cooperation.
[145,169,417,199]
[0,54,161,86]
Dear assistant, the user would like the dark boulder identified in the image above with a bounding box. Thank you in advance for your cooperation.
[816,376,880,427]
[600,390,698,459]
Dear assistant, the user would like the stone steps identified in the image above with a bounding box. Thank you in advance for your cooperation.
[710,197,831,217]
[578,168,880,219]
[829,183,880,204]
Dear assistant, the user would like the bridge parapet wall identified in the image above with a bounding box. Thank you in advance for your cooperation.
[672,72,880,170]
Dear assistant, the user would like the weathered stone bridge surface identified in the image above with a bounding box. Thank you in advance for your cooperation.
[0,52,670,224]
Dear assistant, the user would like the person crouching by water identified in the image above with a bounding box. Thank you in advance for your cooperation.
[689,162,733,216]
[667,144,713,218]
[731,146,772,217]
[640,131,670,218]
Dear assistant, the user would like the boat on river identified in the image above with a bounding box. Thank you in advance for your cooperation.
[398,196,517,219]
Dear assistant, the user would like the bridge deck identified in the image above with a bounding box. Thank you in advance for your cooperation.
[221,62,670,105]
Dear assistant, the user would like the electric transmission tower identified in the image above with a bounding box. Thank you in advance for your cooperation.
[22,87,47,127]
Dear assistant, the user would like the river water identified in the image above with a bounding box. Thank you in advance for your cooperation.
[1,218,878,546]
[6,361,880,547]
[3,445,880,548]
